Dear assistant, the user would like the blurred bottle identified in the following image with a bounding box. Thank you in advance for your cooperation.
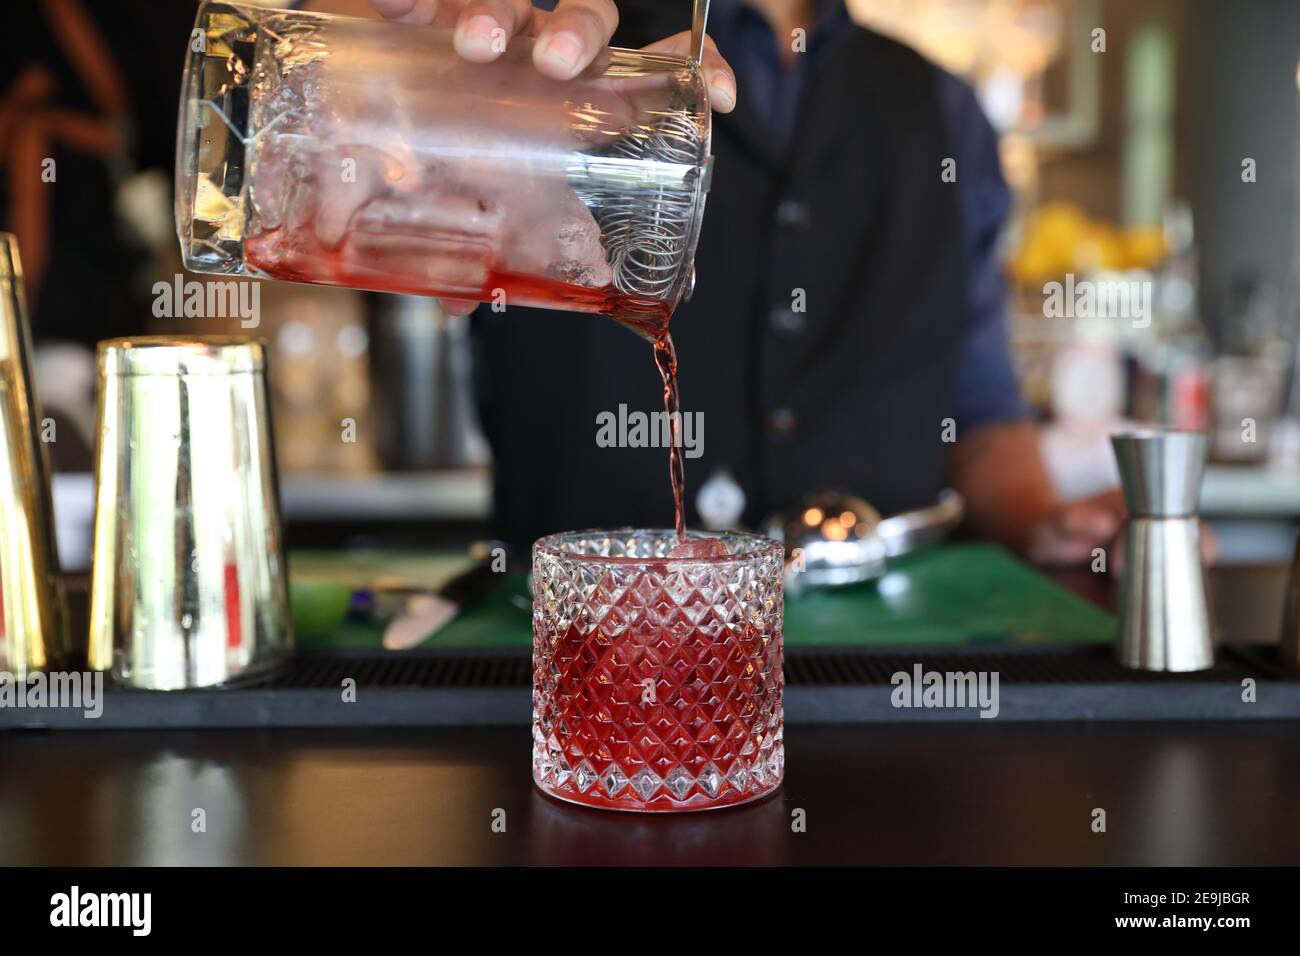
[367,295,490,471]
[261,283,376,475]
[1124,200,1211,431]
[1043,314,1126,499]
[1155,201,1211,431]
[1208,275,1287,465]
[1273,281,1300,471]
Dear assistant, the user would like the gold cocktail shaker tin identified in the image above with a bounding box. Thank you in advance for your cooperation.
[88,336,292,688]
[0,234,69,678]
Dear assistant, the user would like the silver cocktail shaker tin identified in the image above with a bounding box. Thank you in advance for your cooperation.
[87,337,292,688]
[1111,429,1214,672]
[0,233,69,678]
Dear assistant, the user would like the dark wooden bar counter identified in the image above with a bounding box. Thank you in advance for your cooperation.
[1,563,1298,866]
[3,721,1300,865]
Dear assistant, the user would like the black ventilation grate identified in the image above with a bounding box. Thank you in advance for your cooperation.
[3,645,1291,730]
[260,645,1280,691]
[266,649,533,689]
[783,647,1265,685]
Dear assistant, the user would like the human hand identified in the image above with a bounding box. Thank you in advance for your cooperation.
[368,1,734,316]
[369,1,735,107]
[1026,488,1218,569]
[1026,490,1125,568]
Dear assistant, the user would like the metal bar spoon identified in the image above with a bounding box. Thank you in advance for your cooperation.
[691,0,711,63]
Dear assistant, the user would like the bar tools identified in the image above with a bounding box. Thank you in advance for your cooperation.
[691,0,713,64]
[764,489,965,595]
[87,337,292,689]
[0,233,69,678]
[1111,429,1214,671]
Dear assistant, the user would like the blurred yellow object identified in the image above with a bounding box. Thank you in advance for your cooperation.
[1123,226,1168,270]
[1011,201,1167,284]
[1010,202,1086,284]
[1073,223,1125,273]
[1010,245,1057,287]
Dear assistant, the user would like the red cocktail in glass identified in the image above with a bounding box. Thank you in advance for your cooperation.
[532,530,785,812]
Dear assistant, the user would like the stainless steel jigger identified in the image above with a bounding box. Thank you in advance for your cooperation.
[1111,429,1214,671]
[88,337,292,688]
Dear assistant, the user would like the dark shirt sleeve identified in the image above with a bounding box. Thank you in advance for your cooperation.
[935,67,1029,433]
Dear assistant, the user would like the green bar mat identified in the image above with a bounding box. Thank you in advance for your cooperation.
[782,544,1113,646]
[294,543,1114,650]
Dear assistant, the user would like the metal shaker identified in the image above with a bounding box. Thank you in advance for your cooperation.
[88,337,292,688]
[1111,429,1214,671]
[0,234,69,678]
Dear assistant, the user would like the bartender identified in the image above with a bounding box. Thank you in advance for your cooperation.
[370,0,1123,565]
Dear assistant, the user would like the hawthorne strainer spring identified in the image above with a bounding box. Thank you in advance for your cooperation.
[573,108,711,303]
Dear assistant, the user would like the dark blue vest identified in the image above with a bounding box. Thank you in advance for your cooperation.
[475,9,967,547]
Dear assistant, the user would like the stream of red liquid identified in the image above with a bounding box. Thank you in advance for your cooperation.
[653,334,686,540]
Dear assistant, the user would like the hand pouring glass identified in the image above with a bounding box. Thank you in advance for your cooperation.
[176,1,712,340]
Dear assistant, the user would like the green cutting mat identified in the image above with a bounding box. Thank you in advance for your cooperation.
[293,543,1114,650]
[782,544,1114,646]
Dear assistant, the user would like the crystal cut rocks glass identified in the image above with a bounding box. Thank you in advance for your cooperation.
[532,530,784,812]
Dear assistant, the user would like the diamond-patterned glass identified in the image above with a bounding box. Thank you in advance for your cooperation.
[532,530,784,811]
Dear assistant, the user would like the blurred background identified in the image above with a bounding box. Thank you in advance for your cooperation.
[3,0,1300,571]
